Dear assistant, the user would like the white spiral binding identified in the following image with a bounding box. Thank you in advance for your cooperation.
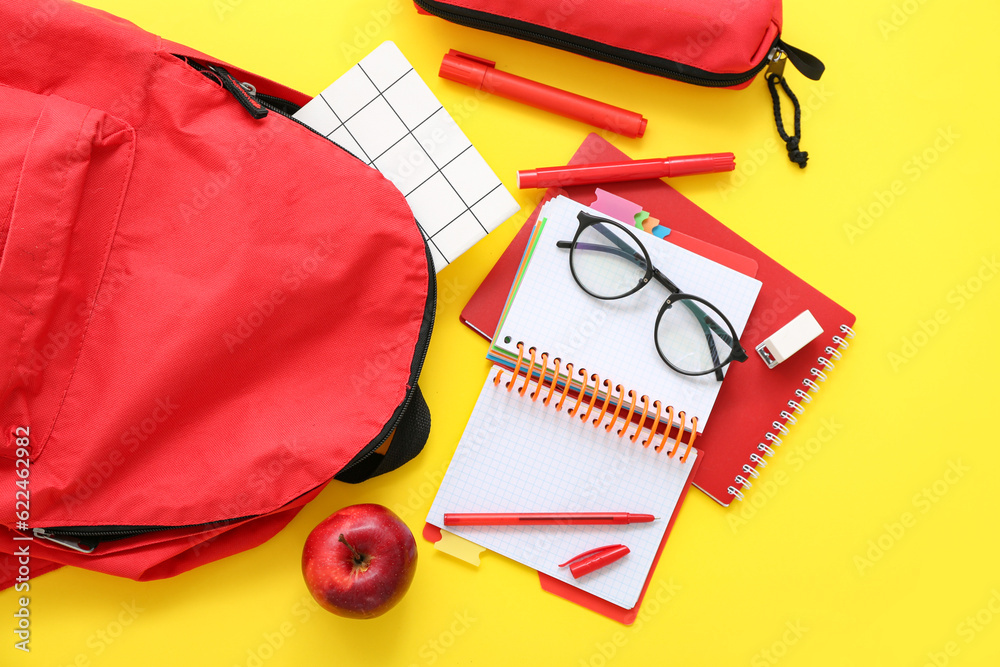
[730,324,855,502]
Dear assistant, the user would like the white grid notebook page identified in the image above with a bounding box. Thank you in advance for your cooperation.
[426,367,697,610]
[492,196,762,432]
[293,41,519,271]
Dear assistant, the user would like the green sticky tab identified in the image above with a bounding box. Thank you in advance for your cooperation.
[634,211,649,228]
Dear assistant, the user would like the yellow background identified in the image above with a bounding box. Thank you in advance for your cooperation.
[4,0,999,665]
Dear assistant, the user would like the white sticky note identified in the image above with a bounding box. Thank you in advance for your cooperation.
[294,41,520,272]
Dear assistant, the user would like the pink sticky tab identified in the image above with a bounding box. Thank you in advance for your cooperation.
[591,189,644,228]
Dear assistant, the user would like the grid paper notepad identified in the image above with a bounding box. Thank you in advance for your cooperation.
[426,366,698,610]
[427,366,698,609]
[293,41,519,271]
[488,196,763,433]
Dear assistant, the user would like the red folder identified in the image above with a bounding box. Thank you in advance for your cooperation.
[460,133,856,506]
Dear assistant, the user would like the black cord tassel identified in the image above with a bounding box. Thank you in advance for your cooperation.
[767,73,808,168]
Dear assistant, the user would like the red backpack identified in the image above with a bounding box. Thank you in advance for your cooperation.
[0,0,434,585]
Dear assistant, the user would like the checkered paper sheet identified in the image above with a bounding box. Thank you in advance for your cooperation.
[426,366,698,610]
[294,41,520,271]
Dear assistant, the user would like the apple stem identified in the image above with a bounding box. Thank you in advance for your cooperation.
[338,534,366,567]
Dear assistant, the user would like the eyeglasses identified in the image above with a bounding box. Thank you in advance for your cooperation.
[556,211,748,381]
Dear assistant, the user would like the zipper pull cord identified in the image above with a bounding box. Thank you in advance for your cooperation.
[766,72,808,168]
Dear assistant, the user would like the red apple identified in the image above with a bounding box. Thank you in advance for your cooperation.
[301,503,417,619]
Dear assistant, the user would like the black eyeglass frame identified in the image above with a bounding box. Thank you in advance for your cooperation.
[556,211,749,380]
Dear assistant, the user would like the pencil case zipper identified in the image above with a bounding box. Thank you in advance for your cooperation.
[413,0,821,87]
[413,0,824,165]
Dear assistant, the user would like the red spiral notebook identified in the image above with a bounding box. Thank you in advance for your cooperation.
[460,133,856,506]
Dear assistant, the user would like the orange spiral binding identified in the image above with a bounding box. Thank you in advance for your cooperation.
[604,385,626,433]
[666,411,685,458]
[681,417,698,462]
[642,400,662,448]
[507,343,526,392]
[519,347,536,397]
[579,375,602,424]
[531,352,548,402]
[555,362,573,411]
[617,390,638,437]
[567,368,589,416]
[490,351,700,463]
[653,404,675,452]
[630,395,650,443]
[542,358,560,406]
[727,323,855,503]
[591,380,614,427]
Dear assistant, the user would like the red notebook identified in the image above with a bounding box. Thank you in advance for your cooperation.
[461,134,856,506]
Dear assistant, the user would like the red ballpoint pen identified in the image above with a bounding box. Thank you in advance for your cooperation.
[517,153,736,189]
[442,512,657,526]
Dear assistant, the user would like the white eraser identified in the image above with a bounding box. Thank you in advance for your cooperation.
[755,310,823,369]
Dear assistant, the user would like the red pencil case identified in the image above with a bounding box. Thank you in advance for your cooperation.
[414,0,824,166]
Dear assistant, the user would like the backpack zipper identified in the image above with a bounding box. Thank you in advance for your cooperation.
[30,64,439,554]
[239,85,438,474]
[31,511,273,552]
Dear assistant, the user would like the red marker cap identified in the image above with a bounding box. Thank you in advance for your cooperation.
[440,50,647,138]
[558,544,630,578]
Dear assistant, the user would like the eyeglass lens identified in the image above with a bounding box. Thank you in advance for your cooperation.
[569,222,647,298]
[656,298,734,374]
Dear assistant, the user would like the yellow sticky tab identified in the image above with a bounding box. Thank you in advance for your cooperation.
[434,530,486,566]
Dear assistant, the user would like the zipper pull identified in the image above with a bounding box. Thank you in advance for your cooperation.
[34,528,97,554]
[208,64,268,120]
[765,47,787,80]
[764,54,808,168]
[763,39,825,168]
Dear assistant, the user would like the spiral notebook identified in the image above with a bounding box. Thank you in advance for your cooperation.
[426,196,760,618]
[426,364,700,613]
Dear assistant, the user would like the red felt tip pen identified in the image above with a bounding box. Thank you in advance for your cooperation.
[442,512,657,526]
[439,50,648,138]
[517,153,736,189]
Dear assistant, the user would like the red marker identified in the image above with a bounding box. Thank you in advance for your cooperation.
[439,50,648,138]
[517,153,736,189]
[442,512,657,526]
